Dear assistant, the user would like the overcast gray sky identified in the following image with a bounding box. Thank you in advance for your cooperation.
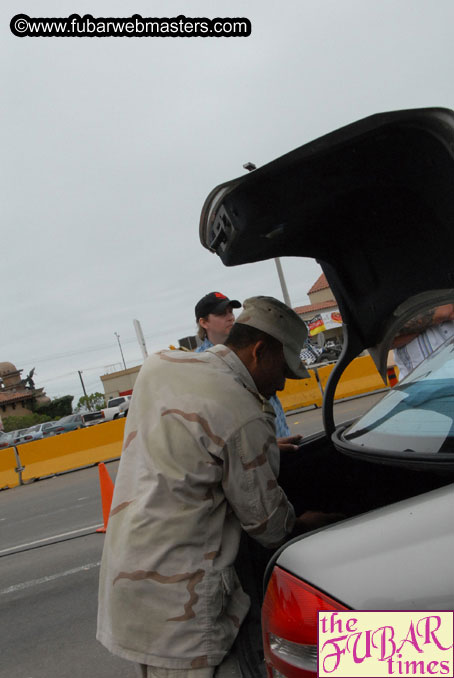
[3,0,453,404]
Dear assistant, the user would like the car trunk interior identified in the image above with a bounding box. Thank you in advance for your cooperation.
[232,431,454,678]
[279,431,453,517]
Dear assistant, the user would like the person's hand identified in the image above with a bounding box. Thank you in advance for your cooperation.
[277,434,303,452]
[392,332,419,348]
[392,304,454,348]
[433,303,454,324]
[292,510,345,535]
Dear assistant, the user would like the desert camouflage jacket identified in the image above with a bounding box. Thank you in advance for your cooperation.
[97,345,295,669]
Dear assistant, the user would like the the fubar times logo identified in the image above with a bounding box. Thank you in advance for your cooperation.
[318,611,453,677]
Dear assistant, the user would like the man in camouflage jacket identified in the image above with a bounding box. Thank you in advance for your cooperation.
[97,296,309,676]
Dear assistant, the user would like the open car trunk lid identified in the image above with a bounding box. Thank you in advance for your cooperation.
[199,107,454,432]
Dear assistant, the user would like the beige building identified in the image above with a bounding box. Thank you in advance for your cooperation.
[100,365,142,402]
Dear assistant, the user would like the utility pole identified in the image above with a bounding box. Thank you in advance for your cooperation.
[115,332,127,370]
[78,370,91,411]
[243,161,292,307]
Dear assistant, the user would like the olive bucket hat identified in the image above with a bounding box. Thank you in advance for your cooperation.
[236,296,309,379]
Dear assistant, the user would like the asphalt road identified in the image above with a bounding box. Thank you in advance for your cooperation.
[0,392,383,678]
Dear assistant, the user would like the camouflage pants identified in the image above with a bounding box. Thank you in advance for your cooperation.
[135,666,214,678]
[135,645,244,678]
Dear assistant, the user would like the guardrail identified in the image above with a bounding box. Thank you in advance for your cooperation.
[0,356,394,490]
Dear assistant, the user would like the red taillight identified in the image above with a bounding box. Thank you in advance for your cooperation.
[54,427,64,432]
[262,566,349,678]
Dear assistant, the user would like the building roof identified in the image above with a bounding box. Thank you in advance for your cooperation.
[0,391,34,405]
[294,299,338,315]
[308,273,331,295]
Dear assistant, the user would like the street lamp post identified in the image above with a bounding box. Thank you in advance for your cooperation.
[115,332,127,371]
[274,257,292,307]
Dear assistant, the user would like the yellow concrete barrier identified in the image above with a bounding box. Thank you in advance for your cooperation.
[279,371,323,411]
[0,446,20,489]
[318,355,385,401]
[279,355,387,412]
[18,418,126,483]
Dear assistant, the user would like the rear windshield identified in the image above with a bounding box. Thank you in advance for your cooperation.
[343,337,454,456]
[84,412,103,421]
[108,398,125,407]
[59,415,79,423]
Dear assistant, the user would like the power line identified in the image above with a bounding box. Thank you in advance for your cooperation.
[12,324,189,367]
[42,356,143,384]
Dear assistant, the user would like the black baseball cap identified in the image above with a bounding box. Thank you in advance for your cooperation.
[195,292,241,321]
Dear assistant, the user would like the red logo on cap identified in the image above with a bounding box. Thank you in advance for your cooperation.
[214,293,227,299]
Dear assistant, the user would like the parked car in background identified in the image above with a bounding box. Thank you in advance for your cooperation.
[50,414,86,434]
[13,428,37,445]
[82,410,106,427]
[0,431,15,450]
[2,415,104,444]
[15,422,59,442]
[199,107,454,678]
[101,395,131,421]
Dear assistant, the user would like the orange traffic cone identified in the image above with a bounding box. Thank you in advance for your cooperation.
[96,462,115,533]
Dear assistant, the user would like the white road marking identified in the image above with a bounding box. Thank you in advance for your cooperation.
[1,561,101,595]
[0,524,103,556]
